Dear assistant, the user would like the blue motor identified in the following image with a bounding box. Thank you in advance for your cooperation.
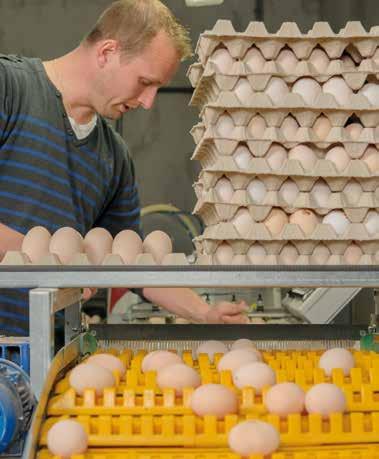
[0,359,35,455]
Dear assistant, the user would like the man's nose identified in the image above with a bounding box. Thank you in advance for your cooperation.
[139,87,158,110]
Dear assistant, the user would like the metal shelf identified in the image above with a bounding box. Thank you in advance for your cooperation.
[0,265,377,288]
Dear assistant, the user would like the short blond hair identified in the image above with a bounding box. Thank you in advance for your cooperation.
[84,0,193,61]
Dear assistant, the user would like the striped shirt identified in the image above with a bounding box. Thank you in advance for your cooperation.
[0,54,141,335]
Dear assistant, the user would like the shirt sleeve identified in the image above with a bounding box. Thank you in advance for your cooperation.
[0,59,12,145]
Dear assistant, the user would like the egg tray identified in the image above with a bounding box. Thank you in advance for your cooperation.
[192,128,379,165]
[196,20,379,65]
[39,411,379,448]
[34,445,379,459]
[0,251,189,267]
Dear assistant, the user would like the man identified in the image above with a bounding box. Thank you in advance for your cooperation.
[0,0,248,335]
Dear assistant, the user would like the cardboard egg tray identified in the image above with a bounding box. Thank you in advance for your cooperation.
[0,251,189,267]
[196,20,379,64]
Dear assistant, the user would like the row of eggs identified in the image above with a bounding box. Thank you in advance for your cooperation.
[212,176,374,207]
[21,227,173,265]
[47,344,354,457]
[209,47,378,74]
[212,240,371,265]
[212,141,379,172]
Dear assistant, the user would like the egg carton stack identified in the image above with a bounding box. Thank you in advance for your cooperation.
[189,20,379,265]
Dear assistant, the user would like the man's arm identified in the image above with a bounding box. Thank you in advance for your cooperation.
[0,223,24,259]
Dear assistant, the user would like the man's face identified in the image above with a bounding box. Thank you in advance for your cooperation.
[94,30,180,119]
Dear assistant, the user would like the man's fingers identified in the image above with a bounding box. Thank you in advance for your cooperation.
[222,314,250,324]
[217,302,248,315]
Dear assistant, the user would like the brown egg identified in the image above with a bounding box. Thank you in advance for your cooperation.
[288,145,317,171]
[325,146,350,172]
[112,230,143,264]
[49,227,84,264]
[311,244,331,264]
[47,420,88,458]
[190,384,238,419]
[281,116,299,138]
[247,243,267,264]
[265,144,287,171]
[279,244,298,265]
[143,231,173,264]
[156,363,201,395]
[264,209,288,236]
[345,123,363,140]
[214,242,234,265]
[69,363,115,396]
[362,146,379,172]
[305,383,346,417]
[228,420,280,456]
[289,209,320,235]
[87,353,126,377]
[141,350,182,373]
[84,228,113,264]
[247,114,267,138]
[313,116,332,140]
[264,382,305,416]
[22,226,51,263]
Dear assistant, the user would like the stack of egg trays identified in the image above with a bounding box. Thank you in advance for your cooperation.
[188,20,379,265]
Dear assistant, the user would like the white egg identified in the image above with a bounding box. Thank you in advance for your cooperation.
[265,144,287,170]
[156,363,201,395]
[190,384,238,419]
[196,340,228,361]
[215,177,234,202]
[233,361,276,392]
[343,181,362,204]
[309,48,330,73]
[313,116,332,140]
[47,420,88,458]
[276,49,299,73]
[228,420,280,456]
[345,123,363,140]
[217,348,260,373]
[305,383,347,417]
[248,114,267,138]
[244,47,266,72]
[325,146,350,172]
[264,209,288,236]
[281,116,299,138]
[365,210,379,235]
[247,178,267,204]
[323,77,353,105]
[362,146,379,172]
[234,78,254,102]
[216,113,235,137]
[319,348,355,376]
[215,242,234,265]
[280,244,298,265]
[231,339,260,353]
[323,211,350,236]
[142,351,182,373]
[292,77,322,105]
[233,145,252,170]
[87,353,126,376]
[311,180,331,207]
[264,77,289,104]
[247,243,267,264]
[232,208,254,237]
[279,179,299,205]
[311,244,331,264]
[264,382,305,416]
[288,145,318,171]
[289,209,320,235]
[69,363,115,396]
[209,48,235,73]
[360,83,379,106]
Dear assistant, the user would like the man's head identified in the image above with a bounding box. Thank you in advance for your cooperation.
[82,0,193,119]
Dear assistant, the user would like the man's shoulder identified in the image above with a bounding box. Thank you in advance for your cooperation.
[0,54,39,75]
[97,117,130,156]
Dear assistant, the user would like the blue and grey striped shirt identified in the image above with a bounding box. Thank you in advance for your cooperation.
[0,54,141,335]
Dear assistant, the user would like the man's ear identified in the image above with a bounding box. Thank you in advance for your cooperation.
[96,39,120,68]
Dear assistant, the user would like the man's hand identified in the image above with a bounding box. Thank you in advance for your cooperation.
[204,301,249,324]
[82,288,98,302]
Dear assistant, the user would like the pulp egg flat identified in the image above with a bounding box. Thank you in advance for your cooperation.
[345,122,363,140]
[279,244,298,265]
[87,353,126,377]
[308,48,330,73]
[244,47,266,72]
[281,116,299,138]
[248,114,266,138]
[313,116,332,140]
[209,48,235,73]
[292,77,322,105]
[264,208,288,236]
[84,227,113,265]
[156,363,201,395]
[233,145,252,170]
[289,209,320,235]
[47,420,88,458]
[362,146,379,172]
[22,226,51,264]
[325,146,350,172]
[215,177,234,202]
[217,348,260,372]
[265,144,287,171]
[304,383,346,417]
[228,420,280,456]
[364,210,379,235]
[276,49,298,73]
[318,348,355,376]
[49,227,84,264]
[343,180,362,204]
[323,211,350,236]
[232,208,254,237]
[288,144,317,171]
[232,361,276,392]
[360,83,379,106]
[143,230,172,264]
[141,350,182,373]
[247,178,267,204]
[323,77,353,105]
[112,230,143,264]
[214,242,234,265]
[341,54,355,69]
[264,77,289,104]
[247,243,267,264]
[196,340,228,361]
[311,244,331,264]
[311,180,331,207]
[279,179,299,205]
[216,113,235,137]
[190,384,238,419]
[69,363,115,396]
[234,78,254,102]
[264,382,305,416]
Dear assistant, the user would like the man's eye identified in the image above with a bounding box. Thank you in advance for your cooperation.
[141,79,152,86]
